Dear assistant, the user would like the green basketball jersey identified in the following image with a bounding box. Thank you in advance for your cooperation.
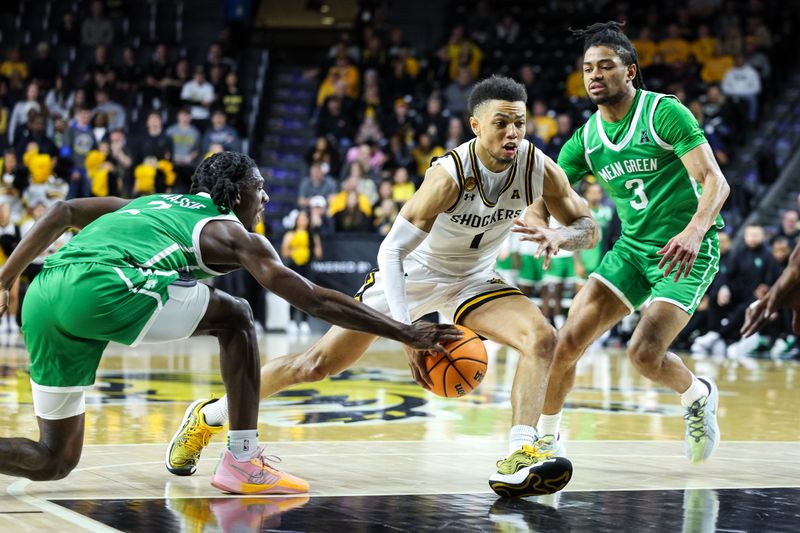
[558,90,724,246]
[45,193,241,284]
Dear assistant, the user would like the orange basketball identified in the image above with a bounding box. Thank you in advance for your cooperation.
[425,325,488,397]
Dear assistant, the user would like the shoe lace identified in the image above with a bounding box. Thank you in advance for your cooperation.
[254,453,283,472]
[684,401,707,442]
[179,420,214,456]
[495,441,554,469]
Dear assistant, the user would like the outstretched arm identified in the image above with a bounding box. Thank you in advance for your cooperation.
[658,143,729,281]
[0,197,130,305]
[512,155,597,267]
[199,221,462,352]
[742,240,800,337]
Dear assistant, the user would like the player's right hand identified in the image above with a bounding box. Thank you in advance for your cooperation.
[403,345,433,390]
[404,322,462,354]
[511,219,560,270]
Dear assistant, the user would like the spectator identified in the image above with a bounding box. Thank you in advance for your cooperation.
[642,53,675,93]
[410,132,444,179]
[0,48,28,82]
[81,0,114,47]
[721,54,761,123]
[700,43,734,84]
[144,44,172,109]
[29,43,58,90]
[518,65,536,101]
[632,27,657,68]
[495,15,520,46]
[201,109,241,153]
[93,88,126,131]
[221,71,244,135]
[0,149,29,220]
[14,112,56,159]
[84,45,116,94]
[8,82,41,145]
[445,25,483,81]
[281,209,322,336]
[44,75,74,122]
[443,67,474,119]
[116,46,143,99]
[90,112,109,145]
[329,175,372,218]
[391,166,415,205]
[316,97,356,147]
[361,33,388,76]
[373,197,399,236]
[531,100,558,145]
[308,195,335,237]
[384,132,413,171]
[164,58,190,109]
[134,111,172,165]
[343,160,378,205]
[444,116,465,152]
[298,162,337,208]
[773,210,800,248]
[182,66,216,126]
[57,12,80,47]
[333,191,373,233]
[316,54,360,107]
[385,57,416,102]
[688,100,729,166]
[204,42,236,76]
[166,108,200,193]
[466,1,497,47]
[658,23,691,64]
[691,24,718,65]
[415,94,450,147]
[305,135,341,178]
[63,107,95,170]
[546,114,573,161]
[107,129,133,195]
[565,56,587,99]
[744,41,771,89]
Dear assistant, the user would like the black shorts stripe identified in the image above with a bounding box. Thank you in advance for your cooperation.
[453,288,524,325]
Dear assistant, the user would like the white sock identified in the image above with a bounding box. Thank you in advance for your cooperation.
[680,376,710,408]
[537,412,562,437]
[201,396,229,426]
[509,424,538,454]
[228,429,259,461]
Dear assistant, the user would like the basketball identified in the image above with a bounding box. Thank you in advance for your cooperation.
[425,325,488,397]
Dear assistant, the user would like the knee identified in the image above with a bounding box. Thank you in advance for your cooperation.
[295,349,336,383]
[32,450,81,481]
[627,337,663,377]
[513,323,557,362]
[553,328,585,366]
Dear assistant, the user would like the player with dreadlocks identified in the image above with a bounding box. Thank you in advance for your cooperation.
[0,151,461,494]
[513,21,730,464]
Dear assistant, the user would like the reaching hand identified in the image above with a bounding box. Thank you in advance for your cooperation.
[741,267,800,337]
[404,321,462,354]
[403,345,433,390]
[657,225,704,282]
[511,218,561,270]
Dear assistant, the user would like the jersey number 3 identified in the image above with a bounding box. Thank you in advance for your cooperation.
[625,179,649,210]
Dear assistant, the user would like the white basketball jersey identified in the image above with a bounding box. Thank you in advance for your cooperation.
[410,138,544,276]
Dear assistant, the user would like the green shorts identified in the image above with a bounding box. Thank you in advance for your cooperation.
[517,254,543,285]
[495,254,514,272]
[590,233,720,315]
[542,256,575,282]
[22,263,176,389]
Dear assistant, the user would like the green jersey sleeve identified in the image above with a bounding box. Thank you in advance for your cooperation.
[653,96,707,158]
[556,125,591,185]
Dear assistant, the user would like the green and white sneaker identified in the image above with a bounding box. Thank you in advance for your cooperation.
[684,377,720,464]
[536,434,567,458]
[488,442,573,498]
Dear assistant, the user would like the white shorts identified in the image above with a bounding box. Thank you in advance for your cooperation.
[31,281,211,420]
[355,256,523,324]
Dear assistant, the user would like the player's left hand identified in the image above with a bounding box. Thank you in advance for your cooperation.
[741,268,800,337]
[402,345,433,390]
[511,219,560,270]
[657,225,704,282]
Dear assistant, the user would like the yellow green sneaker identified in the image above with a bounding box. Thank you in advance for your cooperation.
[166,399,224,476]
[489,442,573,498]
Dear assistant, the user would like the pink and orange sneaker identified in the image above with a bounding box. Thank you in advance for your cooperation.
[210,448,310,495]
[210,495,310,531]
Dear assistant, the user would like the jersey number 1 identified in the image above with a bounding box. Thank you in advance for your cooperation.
[625,179,649,210]
[470,232,485,249]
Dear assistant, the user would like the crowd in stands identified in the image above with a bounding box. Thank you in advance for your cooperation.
[0,0,247,332]
[281,0,799,355]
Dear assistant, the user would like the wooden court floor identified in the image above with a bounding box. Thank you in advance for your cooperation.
[0,332,798,532]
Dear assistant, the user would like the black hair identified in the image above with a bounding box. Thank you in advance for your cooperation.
[467,75,527,116]
[571,21,646,89]
[190,151,258,213]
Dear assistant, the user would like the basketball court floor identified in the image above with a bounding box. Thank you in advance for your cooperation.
[0,331,798,531]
